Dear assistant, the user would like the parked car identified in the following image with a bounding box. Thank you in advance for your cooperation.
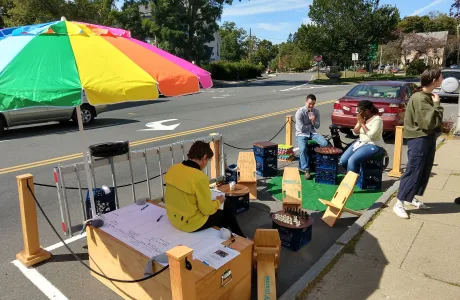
[331,81,417,133]
[0,92,107,136]
[433,69,460,101]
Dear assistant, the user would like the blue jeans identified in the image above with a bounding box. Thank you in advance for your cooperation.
[297,134,328,172]
[339,141,384,173]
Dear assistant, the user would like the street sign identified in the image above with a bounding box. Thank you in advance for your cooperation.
[314,55,322,63]
[368,44,378,61]
[352,53,358,61]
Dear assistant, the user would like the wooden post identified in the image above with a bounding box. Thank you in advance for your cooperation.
[209,133,221,179]
[16,174,51,267]
[166,246,196,300]
[285,115,293,147]
[388,126,404,178]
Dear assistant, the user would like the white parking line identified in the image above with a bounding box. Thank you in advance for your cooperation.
[279,75,314,92]
[12,260,68,300]
[45,233,87,252]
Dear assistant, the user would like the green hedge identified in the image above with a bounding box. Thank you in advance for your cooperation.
[202,61,264,81]
[406,60,428,76]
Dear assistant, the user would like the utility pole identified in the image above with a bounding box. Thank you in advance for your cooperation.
[248,28,252,63]
[278,45,281,72]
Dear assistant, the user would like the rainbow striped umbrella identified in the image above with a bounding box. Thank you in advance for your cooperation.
[0,18,213,112]
[0,18,213,218]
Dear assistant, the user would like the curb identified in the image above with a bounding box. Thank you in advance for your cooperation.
[279,135,446,300]
[212,76,270,87]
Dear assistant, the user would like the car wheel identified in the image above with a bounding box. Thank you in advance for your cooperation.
[0,116,5,137]
[73,105,95,125]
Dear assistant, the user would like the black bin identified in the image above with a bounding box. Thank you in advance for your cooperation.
[86,187,116,219]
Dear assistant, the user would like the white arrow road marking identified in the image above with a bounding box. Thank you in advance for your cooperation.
[138,119,180,131]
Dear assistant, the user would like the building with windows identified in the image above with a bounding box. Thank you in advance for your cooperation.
[401,31,449,67]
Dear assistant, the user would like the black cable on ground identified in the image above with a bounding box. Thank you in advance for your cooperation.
[26,182,170,283]
[34,173,165,190]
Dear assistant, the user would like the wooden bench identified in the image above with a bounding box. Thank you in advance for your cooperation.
[237,152,257,200]
[253,229,281,300]
[282,167,302,210]
[319,171,362,227]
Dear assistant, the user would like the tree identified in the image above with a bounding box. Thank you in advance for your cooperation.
[450,0,460,18]
[398,12,457,35]
[2,0,115,27]
[254,39,278,67]
[219,21,247,62]
[108,0,154,41]
[294,0,400,68]
[150,0,243,64]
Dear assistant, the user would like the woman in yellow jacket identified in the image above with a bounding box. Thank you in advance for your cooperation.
[164,141,245,237]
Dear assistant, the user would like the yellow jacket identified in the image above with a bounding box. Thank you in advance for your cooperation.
[164,161,220,232]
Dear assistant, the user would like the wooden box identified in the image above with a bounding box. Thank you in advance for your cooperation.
[87,226,253,300]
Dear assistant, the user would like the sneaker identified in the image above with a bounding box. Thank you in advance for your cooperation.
[393,201,409,219]
[405,198,430,210]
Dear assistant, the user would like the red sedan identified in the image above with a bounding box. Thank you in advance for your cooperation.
[331,81,418,132]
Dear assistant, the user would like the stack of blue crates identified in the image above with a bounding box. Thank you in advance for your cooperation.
[315,153,340,185]
[357,154,384,190]
[253,141,278,177]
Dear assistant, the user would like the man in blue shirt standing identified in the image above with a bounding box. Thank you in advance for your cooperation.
[295,94,328,179]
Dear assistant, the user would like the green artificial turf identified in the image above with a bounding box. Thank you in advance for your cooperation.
[267,171,383,211]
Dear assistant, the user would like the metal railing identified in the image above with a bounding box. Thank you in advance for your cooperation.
[53,133,225,236]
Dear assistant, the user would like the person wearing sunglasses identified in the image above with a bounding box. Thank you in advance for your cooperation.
[339,100,385,173]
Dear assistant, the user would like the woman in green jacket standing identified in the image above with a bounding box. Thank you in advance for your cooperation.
[393,68,444,219]
[164,141,246,237]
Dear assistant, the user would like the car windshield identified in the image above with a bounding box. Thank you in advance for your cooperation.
[442,71,460,80]
[346,84,402,99]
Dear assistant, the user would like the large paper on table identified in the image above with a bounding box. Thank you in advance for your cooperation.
[97,203,228,263]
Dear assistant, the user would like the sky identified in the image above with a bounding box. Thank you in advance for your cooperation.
[116,0,454,44]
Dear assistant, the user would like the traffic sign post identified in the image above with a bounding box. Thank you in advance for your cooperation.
[314,55,322,78]
[352,53,358,77]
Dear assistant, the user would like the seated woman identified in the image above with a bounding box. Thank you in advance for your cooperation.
[164,141,246,237]
[339,100,385,173]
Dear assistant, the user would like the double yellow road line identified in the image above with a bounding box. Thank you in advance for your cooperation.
[0,100,335,175]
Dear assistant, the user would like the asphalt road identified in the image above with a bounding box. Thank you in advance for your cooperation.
[0,73,457,299]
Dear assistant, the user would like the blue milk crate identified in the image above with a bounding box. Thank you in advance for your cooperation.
[85,187,116,219]
[315,154,339,170]
[253,141,278,158]
[362,155,385,170]
[315,167,338,185]
[272,221,313,252]
[357,168,383,190]
[255,155,278,177]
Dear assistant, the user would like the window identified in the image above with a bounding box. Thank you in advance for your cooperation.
[346,85,402,99]
[442,71,460,80]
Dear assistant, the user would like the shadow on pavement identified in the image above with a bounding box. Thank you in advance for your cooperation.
[304,230,387,299]
[105,99,170,111]
[213,78,311,89]
[0,118,139,141]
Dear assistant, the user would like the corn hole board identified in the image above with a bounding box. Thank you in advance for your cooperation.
[282,167,302,210]
[237,152,257,200]
[253,229,281,300]
[319,171,362,227]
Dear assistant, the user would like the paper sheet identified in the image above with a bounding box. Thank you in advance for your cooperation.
[98,203,226,265]
[211,188,225,209]
[194,244,240,269]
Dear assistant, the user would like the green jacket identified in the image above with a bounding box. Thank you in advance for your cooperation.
[164,161,220,232]
[403,91,443,139]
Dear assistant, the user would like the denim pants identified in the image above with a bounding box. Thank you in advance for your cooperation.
[297,134,328,172]
[397,134,436,202]
[339,141,384,173]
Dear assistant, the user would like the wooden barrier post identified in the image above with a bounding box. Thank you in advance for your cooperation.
[285,115,293,146]
[209,133,221,179]
[388,126,404,178]
[16,174,51,267]
[166,246,196,300]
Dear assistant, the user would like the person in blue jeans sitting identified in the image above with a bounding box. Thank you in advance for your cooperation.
[339,100,385,173]
[296,94,328,179]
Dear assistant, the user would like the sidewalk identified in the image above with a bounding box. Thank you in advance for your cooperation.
[301,138,460,300]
